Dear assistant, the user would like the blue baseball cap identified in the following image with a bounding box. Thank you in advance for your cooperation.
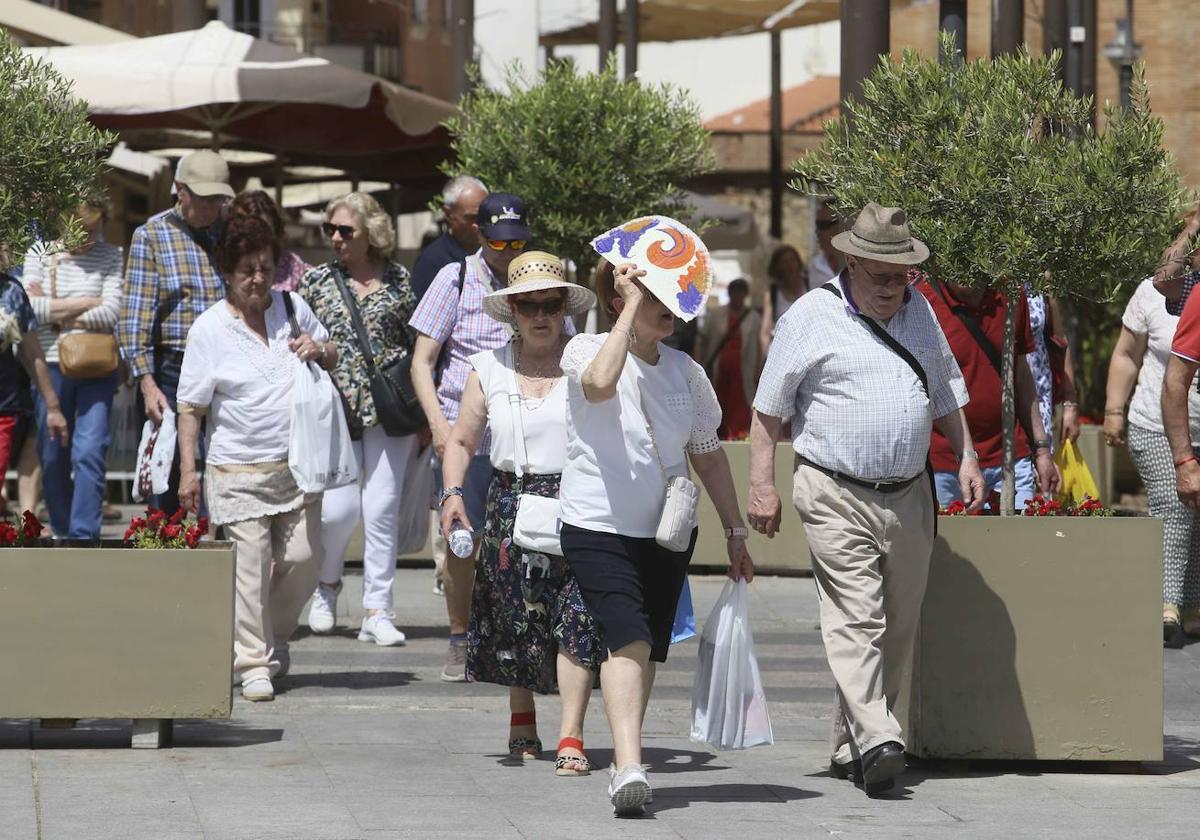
[478,192,532,241]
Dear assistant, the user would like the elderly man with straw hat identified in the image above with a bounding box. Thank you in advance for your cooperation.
[439,249,604,776]
[747,202,985,796]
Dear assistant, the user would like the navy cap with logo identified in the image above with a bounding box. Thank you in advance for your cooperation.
[478,192,532,241]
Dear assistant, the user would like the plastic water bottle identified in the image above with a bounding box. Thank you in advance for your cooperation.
[448,521,474,558]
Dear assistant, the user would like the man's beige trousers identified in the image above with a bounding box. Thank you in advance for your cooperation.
[792,464,934,762]
[225,498,322,685]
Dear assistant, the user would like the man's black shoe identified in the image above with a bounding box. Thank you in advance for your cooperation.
[829,758,863,783]
[860,741,905,795]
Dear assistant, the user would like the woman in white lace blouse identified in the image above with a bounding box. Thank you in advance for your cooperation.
[176,216,338,703]
[558,259,754,816]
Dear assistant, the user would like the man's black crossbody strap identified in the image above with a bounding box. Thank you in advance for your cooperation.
[927,278,1036,444]
[432,255,469,387]
[821,282,928,396]
[822,281,938,531]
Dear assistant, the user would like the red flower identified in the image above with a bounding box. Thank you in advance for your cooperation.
[184,527,200,549]
[169,507,186,525]
[197,516,210,536]
[129,517,147,531]
[147,508,166,526]
[21,510,43,540]
[0,522,17,545]
[161,523,182,540]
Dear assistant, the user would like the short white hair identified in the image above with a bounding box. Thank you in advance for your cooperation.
[325,192,396,260]
[442,175,487,209]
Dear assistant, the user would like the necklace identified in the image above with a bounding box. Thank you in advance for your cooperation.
[514,341,561,399]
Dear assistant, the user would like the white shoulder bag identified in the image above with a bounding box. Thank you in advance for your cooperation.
[640,386,700,552]
[507,344,564,556]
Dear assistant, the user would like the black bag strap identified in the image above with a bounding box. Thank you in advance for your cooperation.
[926,278,1036,444]
[821,282,928,397]
[703,307,753,373]
[432,255,470,384]
[280,291,302,340]
[329,265,383,379]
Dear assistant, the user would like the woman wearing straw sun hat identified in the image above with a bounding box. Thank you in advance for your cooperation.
[440,249,604,776]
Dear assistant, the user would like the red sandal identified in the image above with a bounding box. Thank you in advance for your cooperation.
[508,711,541,761]
[555,737,590,776]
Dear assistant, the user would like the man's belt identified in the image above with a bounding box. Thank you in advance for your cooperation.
[796,456,923,494]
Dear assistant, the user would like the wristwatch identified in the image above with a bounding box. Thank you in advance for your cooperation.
[958,449,979,462]
[1033,439,1053,453]
[438,486,464,507]
[724,526,749,540]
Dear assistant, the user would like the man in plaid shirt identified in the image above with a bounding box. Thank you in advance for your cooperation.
[748,203,984,797]
[116,150,232,514]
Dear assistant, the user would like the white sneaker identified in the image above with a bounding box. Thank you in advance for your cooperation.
[358,613,407,646]
[242,676,274,702]
[308,581,341,634]
[608,764,650,816]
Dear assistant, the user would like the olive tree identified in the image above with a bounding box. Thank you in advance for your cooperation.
[441,57,715,280]
[794,39,1186,513]
[0,29,112,266]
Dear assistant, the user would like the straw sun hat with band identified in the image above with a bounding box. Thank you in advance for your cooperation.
[482,250,596,324]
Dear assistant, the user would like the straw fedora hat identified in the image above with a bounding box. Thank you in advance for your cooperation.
[832,202,930,265]
[482,250,596,325]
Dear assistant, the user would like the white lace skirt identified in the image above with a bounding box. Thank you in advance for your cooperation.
[204,460,312,526]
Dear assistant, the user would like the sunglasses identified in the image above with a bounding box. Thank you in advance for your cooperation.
[322,222,357,239]
[511,298,565,317]
[486,239,527,252]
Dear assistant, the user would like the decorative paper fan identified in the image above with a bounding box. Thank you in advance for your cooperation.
[590,215,712,322]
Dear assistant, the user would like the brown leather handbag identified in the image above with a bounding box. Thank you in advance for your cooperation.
[51,253,120,379]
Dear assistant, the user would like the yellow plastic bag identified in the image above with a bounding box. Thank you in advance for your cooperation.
[1055,439,1100,505]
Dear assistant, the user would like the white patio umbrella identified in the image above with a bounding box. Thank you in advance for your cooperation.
[24,21,456,168]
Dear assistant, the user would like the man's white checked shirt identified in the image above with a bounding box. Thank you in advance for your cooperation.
[753,273,968,482]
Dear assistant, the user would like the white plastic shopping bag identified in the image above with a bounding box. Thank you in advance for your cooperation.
[395,442,435,555]
[288,359,359,493]
[690,578,774,750]
[133,407,176,502]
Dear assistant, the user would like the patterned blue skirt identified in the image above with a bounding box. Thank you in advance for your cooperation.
[466,469,604,694]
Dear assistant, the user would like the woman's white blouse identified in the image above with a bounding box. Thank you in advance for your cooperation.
[558,332,722,538]
[177,291,329,465]
[471,345,569,474]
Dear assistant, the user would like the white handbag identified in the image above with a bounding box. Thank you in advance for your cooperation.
[640,388,699,552]
[506,345,564,556]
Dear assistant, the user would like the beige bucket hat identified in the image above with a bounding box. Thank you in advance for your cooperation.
[832,202,930,265]
[482,250,596,325]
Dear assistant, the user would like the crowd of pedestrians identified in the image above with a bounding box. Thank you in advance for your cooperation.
[8,147,1200,815]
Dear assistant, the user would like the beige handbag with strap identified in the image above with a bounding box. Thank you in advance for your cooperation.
[50,253,120,379]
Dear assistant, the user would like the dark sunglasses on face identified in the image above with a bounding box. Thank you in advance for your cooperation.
[511,298,565,317]
[322,222,356,239]
[487,238,527,252]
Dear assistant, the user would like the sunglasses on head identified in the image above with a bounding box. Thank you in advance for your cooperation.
[486,238,527,252]
[511,297,565,317]
[322,222,356,239]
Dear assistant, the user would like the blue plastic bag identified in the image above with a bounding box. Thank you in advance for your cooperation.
[671,577,697,644]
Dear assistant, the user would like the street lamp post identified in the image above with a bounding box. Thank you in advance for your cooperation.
[1102,0,1141,111]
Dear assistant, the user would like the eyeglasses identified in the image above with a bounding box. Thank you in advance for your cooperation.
[486,239,527,252]
[858,261,911,286]
[322,222,357,240]
[511,298,565,318]
[235,264,273,279]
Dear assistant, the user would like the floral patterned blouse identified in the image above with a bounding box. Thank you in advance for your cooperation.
[298,259,418,435]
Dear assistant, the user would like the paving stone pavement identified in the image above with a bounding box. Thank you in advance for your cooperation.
[2,562,1199,839]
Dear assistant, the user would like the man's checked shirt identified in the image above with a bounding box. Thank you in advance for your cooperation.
[753,272,968,482]
[117,207,224,380]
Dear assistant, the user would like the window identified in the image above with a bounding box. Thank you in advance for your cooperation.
[412,0,428,26]
[233,0,262,38]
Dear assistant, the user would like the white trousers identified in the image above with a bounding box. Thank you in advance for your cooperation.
[319,426,416,611]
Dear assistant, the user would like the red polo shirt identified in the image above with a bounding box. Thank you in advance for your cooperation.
[916,278,1034,471]
[1171,285,1200,361]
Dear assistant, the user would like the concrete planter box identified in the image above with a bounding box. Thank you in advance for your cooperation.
[694,441,811,572]
[0,541,236,747]
[904,516,1163,761]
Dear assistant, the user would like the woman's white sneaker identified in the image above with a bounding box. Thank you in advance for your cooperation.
[359,613,407,646]
[608,764,650,816]
[308,581,341,634]
[241,676,275,702]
